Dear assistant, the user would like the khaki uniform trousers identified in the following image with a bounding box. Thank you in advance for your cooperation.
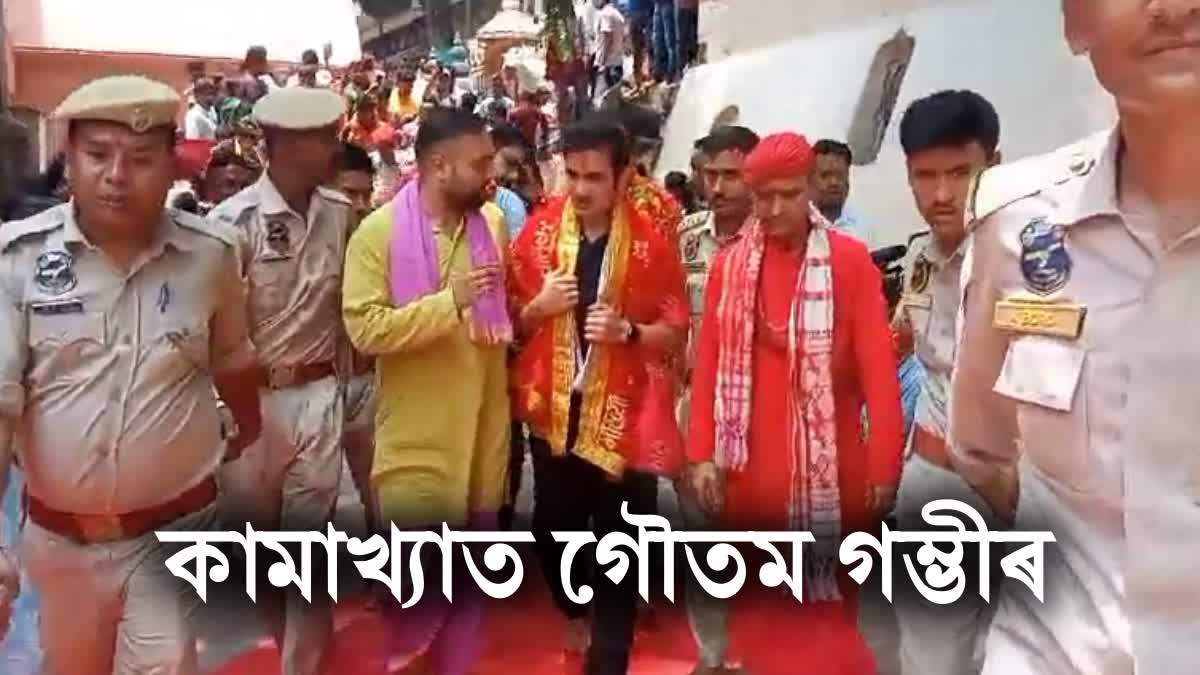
[219,376,343,675]
[892,454,997,675]
[22,503,218,675]
[674,387,731,669]
[342,373,377,530]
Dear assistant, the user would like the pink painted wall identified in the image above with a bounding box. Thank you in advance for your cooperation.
[10,49,249,165]
[5,0,363,162]
[12,49,244,115]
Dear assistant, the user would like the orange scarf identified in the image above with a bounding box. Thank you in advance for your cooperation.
[509,196,688,477]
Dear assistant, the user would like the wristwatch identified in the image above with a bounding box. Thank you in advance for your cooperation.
[623,319,641,344]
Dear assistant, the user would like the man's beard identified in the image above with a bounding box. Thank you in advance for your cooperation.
[817,197,845,219]
[453,185,487,210]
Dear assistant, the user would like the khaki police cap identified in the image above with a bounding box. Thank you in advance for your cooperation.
[52,75,181,133]
[252,86,345,131]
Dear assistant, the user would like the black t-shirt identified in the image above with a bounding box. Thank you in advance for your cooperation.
[575,232,610,358]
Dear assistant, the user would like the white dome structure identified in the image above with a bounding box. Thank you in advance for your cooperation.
[476,0,541,42]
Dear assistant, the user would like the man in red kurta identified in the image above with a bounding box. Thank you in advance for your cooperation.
[685,133,904,674]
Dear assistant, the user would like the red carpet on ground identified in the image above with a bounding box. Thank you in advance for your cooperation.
[214,579,877,675]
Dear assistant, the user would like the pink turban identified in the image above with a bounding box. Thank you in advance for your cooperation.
[743,132,815,186]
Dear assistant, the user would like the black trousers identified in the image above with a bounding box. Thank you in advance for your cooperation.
[529,430,658,675]
[498,421,527,531]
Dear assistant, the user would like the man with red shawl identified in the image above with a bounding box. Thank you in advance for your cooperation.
[540,157,684,250]
[509,114,688,674]
[685,132,904,674]
[627,171,684,250]
[620,100,686,250]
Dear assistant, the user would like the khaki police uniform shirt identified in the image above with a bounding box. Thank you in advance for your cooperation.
[679,210,729,368]
[896,236,964,441]
[950,128,1200,675]
[0,204,254,514]
[677,210,734,431]
[208,174,351,368]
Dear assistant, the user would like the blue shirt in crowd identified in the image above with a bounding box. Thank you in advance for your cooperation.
[494,186,529,239]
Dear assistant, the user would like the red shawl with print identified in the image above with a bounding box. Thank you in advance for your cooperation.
[627,173,684,253]
[508,195,688,478]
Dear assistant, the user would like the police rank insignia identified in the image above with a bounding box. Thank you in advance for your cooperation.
[910,254,932,294]
[266,221,291,254]
[1019,218,1071,296]
[130,106,151,134]
[33,250,77,296]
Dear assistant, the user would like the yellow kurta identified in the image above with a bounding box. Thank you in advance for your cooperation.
[389,89,422,121]
[342,202,511,528]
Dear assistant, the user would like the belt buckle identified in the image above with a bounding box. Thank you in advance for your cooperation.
[268,364,297,389]
[77,514,125,543]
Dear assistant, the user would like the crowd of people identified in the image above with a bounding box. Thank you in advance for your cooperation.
[576,0,700,89]
[164,43,562,227]
[1,2,1198,675]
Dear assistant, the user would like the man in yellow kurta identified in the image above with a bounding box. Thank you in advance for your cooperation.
[388,70,422,126]
[342,107,510,675]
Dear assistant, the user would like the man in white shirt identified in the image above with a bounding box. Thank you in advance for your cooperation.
[951,2,1200,673]
[592,0,628,91]
[891,88,1002,675]
[286,50,334,88]
[184,78,219,141]
[413,59,439,103]
[577,0,601,97]
[475,76,516,119]
[811,139,873,245]
[578,0,600,55]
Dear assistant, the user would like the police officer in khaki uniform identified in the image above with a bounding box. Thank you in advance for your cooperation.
[951,2,1200,673]
[330,141,378,535]
[0,75,262,674]
[676,127,760,414]
[889,89,1001,675]
[677,125,759,675]
[208,86,350,675]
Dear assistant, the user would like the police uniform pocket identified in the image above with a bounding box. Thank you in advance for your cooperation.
[905,302,933,340]
[248,257,295,319]
[157,319,211,373]
[28,311,107,376]
[993,336,1094,489]
[994,337,1084,411]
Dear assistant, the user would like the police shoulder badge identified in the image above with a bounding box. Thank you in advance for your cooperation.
[910,254,931,294]
[34,250,77,296]
[683,232,702,263]
[266,221,291,255]
[1019,218,1071,296]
